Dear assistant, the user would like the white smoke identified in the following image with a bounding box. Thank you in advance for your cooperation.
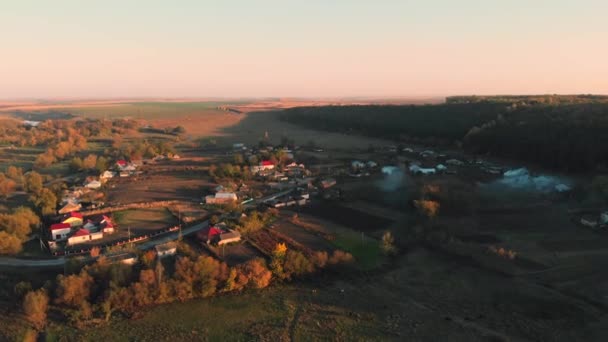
[497,168,571,193]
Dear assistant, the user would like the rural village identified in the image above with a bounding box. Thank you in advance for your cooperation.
[2,100,608,341]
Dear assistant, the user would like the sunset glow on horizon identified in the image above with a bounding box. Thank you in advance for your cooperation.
[1,0,607,99]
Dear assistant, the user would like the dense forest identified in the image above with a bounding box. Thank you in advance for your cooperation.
[279,96,608,172]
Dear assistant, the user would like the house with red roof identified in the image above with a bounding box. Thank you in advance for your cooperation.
[251,160,276,174]
[49,223,71,241]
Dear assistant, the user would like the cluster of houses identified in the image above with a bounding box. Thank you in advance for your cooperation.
[48,212,115,249]
[350,160,377,177]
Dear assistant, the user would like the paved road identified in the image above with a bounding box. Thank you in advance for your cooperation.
[0,256,67,267]
[136,221,208,251]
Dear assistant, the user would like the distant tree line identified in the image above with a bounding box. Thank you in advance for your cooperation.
[279,97,608,172]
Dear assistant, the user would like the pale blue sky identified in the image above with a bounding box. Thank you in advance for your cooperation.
[1,0,607,98]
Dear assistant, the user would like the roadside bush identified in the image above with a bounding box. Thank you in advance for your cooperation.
[283,250,315,280]
[328,250,354,265]
[236,258,272,289]
[55,272,94,308]
[381,231,398,256]
[23,289,49,330]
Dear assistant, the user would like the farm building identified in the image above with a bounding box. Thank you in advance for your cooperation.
[218,230,241,245]
[62,212,84,227]
[205,192,238,204]
[155,242,177,257]
[49,223,71,241]
[320,178,336,189]
[23,120,41,128]
[100,170,116,180]
[409,164,436,175]
[58,201,82,215]
[107,252,138,265]
[67,228,103,246]
[251,160,276,174]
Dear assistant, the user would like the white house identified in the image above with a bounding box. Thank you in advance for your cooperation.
[85,180,102,189]
[67,229,103,246]
[205,192,238,204]
[49,223,72,241]
[409,164,436,175]
[351,160,365,169]
[100,170,116,180]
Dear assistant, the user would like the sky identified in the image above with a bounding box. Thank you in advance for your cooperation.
[1,0,607,99]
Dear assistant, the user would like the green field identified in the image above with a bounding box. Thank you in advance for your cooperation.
[332,230,386,271]
[55,101,250,120]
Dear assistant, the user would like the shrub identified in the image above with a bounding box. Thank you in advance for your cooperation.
[23,289,49,330]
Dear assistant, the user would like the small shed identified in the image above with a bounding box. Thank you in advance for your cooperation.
[155,242,177,258]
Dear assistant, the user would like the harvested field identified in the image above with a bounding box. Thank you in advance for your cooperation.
[107,176,212,203]
[213,241,265,266]
[273,219,335,253]
[248,229,313,257]
[299,203,394,232]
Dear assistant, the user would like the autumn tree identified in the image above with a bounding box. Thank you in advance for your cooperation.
[270,243,288,280]
[0,231,22,255]
[414,200,440,219]
[23,289,49,330]
[56,272,94,308]
[283,250,314,280]
[381,231,397,256]
[6,166,23,183]
[24,171,43,195]
[0,177,16,198]
[82,154,98,170]
[236,258,272,289]
[30,188,58,216]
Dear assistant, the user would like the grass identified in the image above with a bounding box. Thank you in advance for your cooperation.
[332,230,385,270]
[44,284,387,341]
